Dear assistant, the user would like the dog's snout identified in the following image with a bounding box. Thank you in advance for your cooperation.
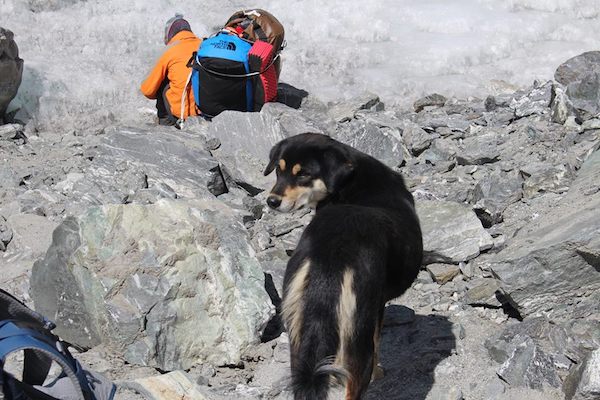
[267,195,282,209]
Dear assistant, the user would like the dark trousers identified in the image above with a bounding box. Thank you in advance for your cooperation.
[156,79,178,126]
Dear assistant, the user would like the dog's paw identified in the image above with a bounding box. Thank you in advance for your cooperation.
[371,364,385,381]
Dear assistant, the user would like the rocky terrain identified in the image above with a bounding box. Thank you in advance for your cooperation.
[1,23,600,400]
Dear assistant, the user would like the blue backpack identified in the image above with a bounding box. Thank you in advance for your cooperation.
[0,289,116,400]
[189,32,255,118]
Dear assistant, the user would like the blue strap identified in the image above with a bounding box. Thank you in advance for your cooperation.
[244,60,253,112]
[0,321,57,346]
[192,67,200,108]
[0,335,61,363]
[0,321,92,400]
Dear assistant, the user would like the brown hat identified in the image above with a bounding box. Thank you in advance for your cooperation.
[164,14,191,45]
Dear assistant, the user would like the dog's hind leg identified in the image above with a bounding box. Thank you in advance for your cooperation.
[344,354,375,400]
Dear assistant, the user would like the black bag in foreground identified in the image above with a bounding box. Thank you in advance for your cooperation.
[0,288,116,400]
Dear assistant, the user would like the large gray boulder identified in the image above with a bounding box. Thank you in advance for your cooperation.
[555,51,600,86]
[0,28,23,120]
[31,199,274,370]
[490,149,600,320]
[69,126,225,213]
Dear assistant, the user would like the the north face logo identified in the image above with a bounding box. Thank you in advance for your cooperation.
[211,40,236,51]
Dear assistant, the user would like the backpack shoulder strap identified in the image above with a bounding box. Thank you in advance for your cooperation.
[0,321,89,400]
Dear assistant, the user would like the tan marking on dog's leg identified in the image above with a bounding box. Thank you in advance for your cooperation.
[371,320,384,381]
[279,159,286,171]
[336,269,356,369]
[281,260,310,351]
[345,377,360,400]
[292,163,302,175]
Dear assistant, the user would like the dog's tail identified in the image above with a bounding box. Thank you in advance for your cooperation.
[291,355,349,400]
[284,259,360,399]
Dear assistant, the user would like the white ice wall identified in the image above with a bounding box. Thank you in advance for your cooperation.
[2,0,599,128]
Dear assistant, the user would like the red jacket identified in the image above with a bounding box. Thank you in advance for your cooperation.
[141,31,202,119]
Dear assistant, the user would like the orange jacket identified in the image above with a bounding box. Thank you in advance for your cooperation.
[141,31,202,119]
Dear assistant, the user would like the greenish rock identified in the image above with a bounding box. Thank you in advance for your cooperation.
[31,199,274,370]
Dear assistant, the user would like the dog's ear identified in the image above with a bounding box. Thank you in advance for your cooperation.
[324,147,354,193]
[264,141,286,176]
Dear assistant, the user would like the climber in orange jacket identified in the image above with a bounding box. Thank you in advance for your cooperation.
[141,14,201,126]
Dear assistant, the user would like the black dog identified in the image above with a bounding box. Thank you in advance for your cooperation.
[264,133,423,399]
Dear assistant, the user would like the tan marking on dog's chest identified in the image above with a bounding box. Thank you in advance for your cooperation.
[279,159,286,171]
[282,260,311,351]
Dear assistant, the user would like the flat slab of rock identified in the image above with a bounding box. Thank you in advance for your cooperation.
[456,133,501,165]
[426,263,461,284]
[328,92,382,122]
[84,126,225,203]
[122,371,209,400]
[332,120,404,168]
[208,104,320,192]
[490,149,600,320]
[464,278,503,307]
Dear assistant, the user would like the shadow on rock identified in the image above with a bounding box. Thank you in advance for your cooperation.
[261,272,284,342]
[366,305,455,400]
[11,65,44,123]
[276,82,309,109]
